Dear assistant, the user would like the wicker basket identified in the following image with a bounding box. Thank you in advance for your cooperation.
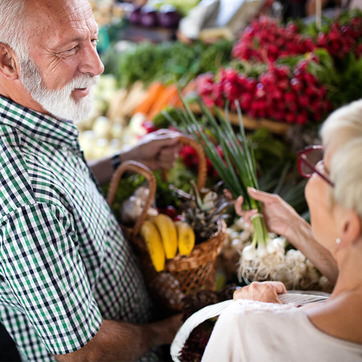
[107,136,227,312]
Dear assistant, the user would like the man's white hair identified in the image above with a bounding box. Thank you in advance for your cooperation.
[321,99,362,218]
[0,0,27,60]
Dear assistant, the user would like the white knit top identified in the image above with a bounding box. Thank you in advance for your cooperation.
[202,300,362,362]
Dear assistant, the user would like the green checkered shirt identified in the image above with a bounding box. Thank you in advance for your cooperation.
[0,96,155,361]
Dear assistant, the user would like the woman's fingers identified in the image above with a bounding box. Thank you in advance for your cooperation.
[262,281,287,294]
[247,187,277,204]
[234,196,244,216]
[243,209,258,221]
[233,281,287,303]
[235,196,258,222]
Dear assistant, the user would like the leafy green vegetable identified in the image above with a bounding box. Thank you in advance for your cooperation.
[102,174,146,220]
[327,54,362,107]
[103,40,232,88]
[166,158,198,193]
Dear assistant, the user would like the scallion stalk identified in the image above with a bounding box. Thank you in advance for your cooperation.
[165,96,270,248]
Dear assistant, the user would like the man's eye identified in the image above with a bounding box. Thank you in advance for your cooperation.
[65,46,77,54]
[91,39,99,46]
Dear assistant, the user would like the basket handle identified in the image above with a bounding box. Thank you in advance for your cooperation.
[107,136,207,236]
[107,160,156,237]
[162,136,207,190]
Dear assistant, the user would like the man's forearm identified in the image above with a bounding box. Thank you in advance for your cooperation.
[88,153,122,185]
[55,319,171,362]
[285,216,338,284]
[88,156,113,185]
[88,147,140,185]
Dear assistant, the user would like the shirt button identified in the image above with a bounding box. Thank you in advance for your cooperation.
[62,146,68,152]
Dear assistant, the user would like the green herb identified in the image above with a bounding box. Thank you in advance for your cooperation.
[165,97,270,248]
[103,40,232,88]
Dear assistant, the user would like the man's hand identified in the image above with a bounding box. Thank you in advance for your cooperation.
[55,314,183,362]
[149,313,184,346]
[89,129,181,185]
[233,281,287,304]
[122,129,182,171]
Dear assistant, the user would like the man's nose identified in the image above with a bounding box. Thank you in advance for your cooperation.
[79,43,104,76]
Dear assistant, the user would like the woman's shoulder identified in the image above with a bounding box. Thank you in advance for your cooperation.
[305,291,362,345]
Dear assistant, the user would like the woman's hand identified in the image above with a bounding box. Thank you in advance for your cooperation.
[233,187,339,284]
[233,281,287,304]
[235,187,302,240]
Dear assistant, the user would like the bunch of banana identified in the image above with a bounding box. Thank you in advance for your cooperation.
[175,221,195,256]
[139,220,165,272]
[139,214,196,272]
[152,214,178,260]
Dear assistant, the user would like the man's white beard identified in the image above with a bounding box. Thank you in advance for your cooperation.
[20,57,99,122]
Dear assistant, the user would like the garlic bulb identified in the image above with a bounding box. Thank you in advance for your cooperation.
[120,186,158,224]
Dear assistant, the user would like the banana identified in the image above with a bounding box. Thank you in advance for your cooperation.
[176,221,195,256]
[140,220,165,272]
[151,214,178,259]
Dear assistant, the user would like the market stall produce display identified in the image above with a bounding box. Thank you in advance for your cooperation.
[62,6,362,361]
[75,7,362,311]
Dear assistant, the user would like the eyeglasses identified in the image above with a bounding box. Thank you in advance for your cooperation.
[297,145,335,187]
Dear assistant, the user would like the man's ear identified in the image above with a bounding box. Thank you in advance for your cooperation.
[337,208,361,248]
[0,43,20,79]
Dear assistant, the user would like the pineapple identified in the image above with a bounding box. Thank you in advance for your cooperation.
[181,181,231,243]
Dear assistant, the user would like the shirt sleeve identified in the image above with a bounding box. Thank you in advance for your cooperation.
[0,202,103,355]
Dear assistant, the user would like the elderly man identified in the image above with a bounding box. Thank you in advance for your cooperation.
[0,0,182,361]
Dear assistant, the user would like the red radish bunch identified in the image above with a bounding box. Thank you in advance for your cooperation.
[232,15,362,63]
[232,17,315,62]
[179,142,222,178]
[142,120,158,133]
[316,17,362,59]
[196,57,332,124]
[196,73,225,108]
[180,145,199,168]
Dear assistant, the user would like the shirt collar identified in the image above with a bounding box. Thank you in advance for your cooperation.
[0,95,80,149]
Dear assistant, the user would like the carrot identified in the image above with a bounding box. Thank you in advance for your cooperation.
[133,81,166,116]
[148,84,179,120]
[169,92,183,108]
[182,79,198,97]
[166,80,198,109]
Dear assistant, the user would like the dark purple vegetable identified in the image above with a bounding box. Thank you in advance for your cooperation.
[157,5,181,29]
[140,6,158,28]
[129,6,142,25]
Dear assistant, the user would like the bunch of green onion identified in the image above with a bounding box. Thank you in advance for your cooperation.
[163,98,270,253]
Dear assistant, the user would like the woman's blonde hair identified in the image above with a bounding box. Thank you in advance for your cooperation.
[330,138,362,218]
[321,99,362,218]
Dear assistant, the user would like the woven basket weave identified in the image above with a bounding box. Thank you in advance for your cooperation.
[107,136,227,312]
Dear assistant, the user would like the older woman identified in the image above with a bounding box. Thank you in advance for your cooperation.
[202,100,362,361]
